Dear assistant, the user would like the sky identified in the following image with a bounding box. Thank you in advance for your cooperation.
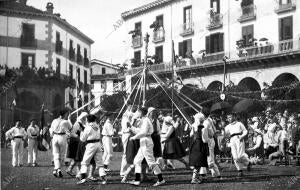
[28,0,153,64]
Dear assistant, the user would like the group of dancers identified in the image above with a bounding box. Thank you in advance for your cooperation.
[7,104,252,186]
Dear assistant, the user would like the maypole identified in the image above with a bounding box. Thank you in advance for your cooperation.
[142,33,150,107]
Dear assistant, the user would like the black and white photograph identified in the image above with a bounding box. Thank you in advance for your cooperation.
[0,0,300,189]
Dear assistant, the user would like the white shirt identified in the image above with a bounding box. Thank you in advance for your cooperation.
[6,126,27,139]
[27,125,39,139]
[132,117,153,139]
[203,117,216,138]
[102,119,114,136]
[121,114,131,134]
[49,118,72,136]
[80,122,101,142]
[225,121,247,139]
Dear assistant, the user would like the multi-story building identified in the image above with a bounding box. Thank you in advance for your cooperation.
[121,0,300,98]
[0,0,93,124]
[91,59,124,106]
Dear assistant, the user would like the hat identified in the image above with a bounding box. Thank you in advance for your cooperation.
[164,116,173,125]
[78,112,88,121]
[194,112,205,122]
[147,107,156,116]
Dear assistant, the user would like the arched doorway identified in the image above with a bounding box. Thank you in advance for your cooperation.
[238,77,261,91]
[207,81,223,91]
[272,73,299,87]
[271,73,300,101]
[16,91,41,125]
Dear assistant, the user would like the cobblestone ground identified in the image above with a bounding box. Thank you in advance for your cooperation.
[1,147,300,190]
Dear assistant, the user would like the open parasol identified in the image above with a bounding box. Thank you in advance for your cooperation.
[210,101,231,113]
[232,99,264,114]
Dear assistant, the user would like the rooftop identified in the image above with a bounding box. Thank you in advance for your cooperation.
[0,0,94,44]
[91,59,120,70]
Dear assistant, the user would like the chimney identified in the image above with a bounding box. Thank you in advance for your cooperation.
[46,2,54,14]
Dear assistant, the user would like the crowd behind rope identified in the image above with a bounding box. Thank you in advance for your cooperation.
[3,104,300,186]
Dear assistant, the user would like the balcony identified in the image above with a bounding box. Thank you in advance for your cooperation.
[153,27,165,43]
[279,39,294,52]
[69,49,75,61]
[200,52,225,64]
[55,41,63,54]
[92,73,119,81]
[77,53,83,64]
[180,22,194,37]
[84,57,89,68]
[20,35,37,48]
[207,13,223,30]
[238,4,256,23]
[275,0,296,14]
[132,35,143,48]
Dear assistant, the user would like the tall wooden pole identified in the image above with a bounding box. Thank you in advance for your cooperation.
[171,40,175,117]
[142,33,150,107]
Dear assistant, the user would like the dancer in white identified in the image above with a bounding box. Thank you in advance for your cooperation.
[49,109,72,177]
[225,113,251,176]
[77,114,107,185]
[5,120,27,167]
[27,119,40,167]
[203,114,221,177]
[102,113,114,171]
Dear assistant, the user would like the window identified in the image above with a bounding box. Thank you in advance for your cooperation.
[242,25,254,46]
[102,68,106,74]
[56,31,60,42]
[84,70,87,85]
[183,6,192,25]
[155,46,163,62]
[134,51,141,66]
[205,33,224,54]
[101,81,107,91]
[77,44,81,54]
[22,23,35,39]
[178,39,192,58]
[279,16,293,41]
[84,48,87,58]
[69,64,73,78]
[77,68,81,82]
[56,58,61,74]
[279,0,292,5]
[156,15,163,27]
[69,40,73,49]
[211,0,220,13]
[21,53,35,68]
[135,22,142,34]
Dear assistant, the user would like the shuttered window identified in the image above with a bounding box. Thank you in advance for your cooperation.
[211,0,220,13]
[178,39,192,58]
[242,25,254,46]
[155,46,163,62]
[279,16,293,41]
[205,33,224,54]
[21,53,35,68]
[56,58,61,74]
[22,23,35,39]
[134,51,141,65]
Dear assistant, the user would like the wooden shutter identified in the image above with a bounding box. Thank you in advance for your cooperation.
[219,33,224,52]
[21,54,28,67]
[178,42,183,57]
[206,36,211,54]
[187,39,192,54]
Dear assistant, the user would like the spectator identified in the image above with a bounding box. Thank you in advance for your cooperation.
[246,129,264,165]
[264,123,278,158]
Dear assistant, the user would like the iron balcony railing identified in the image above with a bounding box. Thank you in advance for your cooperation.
[275,0,296,13]
[55,40,63,54]
[180,22,194,36]
[207,13,223,30]
[238,4,256,22]
[20,35,37,48]
[132,34,143,48]
[153,27,165,43]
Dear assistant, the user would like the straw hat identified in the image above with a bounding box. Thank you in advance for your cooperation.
[147,107,156,116]
[194,112,205,123]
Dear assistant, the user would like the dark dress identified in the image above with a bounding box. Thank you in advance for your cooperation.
[67,123,82,159]
[125,138,140,164]
[163,128,186,159]
[152,119,162,158]
[189,124,209,168]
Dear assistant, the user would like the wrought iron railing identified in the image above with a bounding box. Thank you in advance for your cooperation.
[153,27,165,43]
[238,4,256,22]
[207,13,223,30]
[132,35,143,48]
[180,22,194,36]
[275,0,296,13]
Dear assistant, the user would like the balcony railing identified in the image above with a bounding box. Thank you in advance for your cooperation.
[180,22,194,36]
[77,54,83,64]
[55,41,63,54]
[132,35,143,48]
[153,27,165,43]
[20,35,37,48]
[207,13,223,30]
[92,73,119,80]
[275,0,296,13]
[279,39,294,52]
[84,57,89,67]
[238,4,256,22]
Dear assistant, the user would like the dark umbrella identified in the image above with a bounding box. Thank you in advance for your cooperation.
[232,99,264,114]
[259,38,268,41]
[210,101,231,113]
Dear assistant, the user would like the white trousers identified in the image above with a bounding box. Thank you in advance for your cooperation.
[207,138,220,177]
[230,136,249,171]
[120,134,130,176]
[52,135,67,170]
[80,142,106,177]
[133,137,161,175]
[11,138,24,166]
[102,136,113,165]
[28,138,38,164]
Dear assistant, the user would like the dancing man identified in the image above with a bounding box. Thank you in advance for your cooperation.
[49,109,72,177]
[27,119,40,167]
[102,113,114,171]
[224,113,251,177]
